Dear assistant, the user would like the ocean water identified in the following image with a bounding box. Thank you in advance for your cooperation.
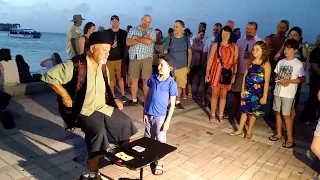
[0,31,68,74]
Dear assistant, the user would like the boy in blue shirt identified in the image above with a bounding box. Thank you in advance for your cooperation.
[143,54,178,175]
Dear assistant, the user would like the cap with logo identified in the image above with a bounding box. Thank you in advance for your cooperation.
[111,15,119,21]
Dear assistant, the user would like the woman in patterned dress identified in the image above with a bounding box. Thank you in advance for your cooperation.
[205,26,239,123]
[230,41,271,139]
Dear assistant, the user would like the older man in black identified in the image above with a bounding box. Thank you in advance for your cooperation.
[41,31,137,180]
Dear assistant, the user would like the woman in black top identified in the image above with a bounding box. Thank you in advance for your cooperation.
[15,55,33,83]
[79,22,95,54]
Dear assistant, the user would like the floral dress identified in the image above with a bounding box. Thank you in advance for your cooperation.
[240,63,265,117]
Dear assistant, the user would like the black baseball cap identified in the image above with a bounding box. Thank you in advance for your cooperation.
[160,54,177,68]
[111,15,119,21]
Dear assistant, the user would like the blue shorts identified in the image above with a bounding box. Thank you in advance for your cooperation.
[144,115,166,143]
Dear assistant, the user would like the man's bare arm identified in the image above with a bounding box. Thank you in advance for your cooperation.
[135,36,153,45]
[126,38,139,46]
[49,84,70,98]
[70,38,78,55]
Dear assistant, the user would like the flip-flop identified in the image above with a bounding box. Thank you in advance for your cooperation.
[282,141,296,149]
[269,135,282,141]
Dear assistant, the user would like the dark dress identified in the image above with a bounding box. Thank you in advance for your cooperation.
[16,62,33,83]
[240,63,265,117]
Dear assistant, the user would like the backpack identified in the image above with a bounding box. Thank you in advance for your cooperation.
[58,55,116,130]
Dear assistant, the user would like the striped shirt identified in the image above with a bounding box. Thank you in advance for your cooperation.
[127,26,156,60]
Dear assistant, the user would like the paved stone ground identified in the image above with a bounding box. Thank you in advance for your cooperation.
[0,82,319,180]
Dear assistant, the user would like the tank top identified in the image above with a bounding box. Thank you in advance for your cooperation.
[82,35,90,54]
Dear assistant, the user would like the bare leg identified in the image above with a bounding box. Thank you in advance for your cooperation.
[177,88,182,102]
[246,116,257,138]
[275,111,282,138]
[231,113,247,135]
[290,108,296,123]
[142,79,148,97]
[283,115,294,146]
[130,78,139,99]
[218,89,228,122]
[210,88,220,120]
[118,78,125,96]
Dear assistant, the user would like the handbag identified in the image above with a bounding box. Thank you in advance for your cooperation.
[217,42,232,85]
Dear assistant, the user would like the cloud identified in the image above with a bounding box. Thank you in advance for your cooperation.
[142,5,153,13]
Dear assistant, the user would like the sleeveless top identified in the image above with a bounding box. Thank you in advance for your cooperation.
[82,35,90,54]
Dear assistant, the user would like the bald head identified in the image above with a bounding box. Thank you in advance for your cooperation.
[141,14,152,29]
[226,20,235,30]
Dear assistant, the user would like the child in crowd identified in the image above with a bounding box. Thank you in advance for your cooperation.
[230,41,271,139]
[143,54,178,175]
[269,39,305,148]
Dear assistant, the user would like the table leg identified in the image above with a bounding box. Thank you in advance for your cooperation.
[140,168,143,180]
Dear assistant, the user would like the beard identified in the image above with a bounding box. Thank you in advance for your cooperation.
[99,58,107,64]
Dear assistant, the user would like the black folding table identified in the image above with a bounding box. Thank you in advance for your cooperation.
[102,137,177,180]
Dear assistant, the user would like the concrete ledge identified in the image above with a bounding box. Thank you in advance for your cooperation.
[0,82,52,97]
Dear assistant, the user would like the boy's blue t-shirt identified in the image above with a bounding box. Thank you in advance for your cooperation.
[145,74,178,117]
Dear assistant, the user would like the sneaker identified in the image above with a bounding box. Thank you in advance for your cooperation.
[119,96,128,103]
[89,173,103,180]
[182,95,187,99]
[124,100,138,107]
[175,103,185,110]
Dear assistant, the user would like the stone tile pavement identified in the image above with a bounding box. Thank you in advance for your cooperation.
[0,83,319,180]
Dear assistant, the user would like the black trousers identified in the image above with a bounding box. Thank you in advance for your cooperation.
[77,109,138,158]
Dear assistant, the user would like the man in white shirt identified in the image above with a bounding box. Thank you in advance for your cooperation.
[203,23,222,59]
[66,14,84,58]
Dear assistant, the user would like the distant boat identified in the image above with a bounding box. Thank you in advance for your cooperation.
[8,28,41,39]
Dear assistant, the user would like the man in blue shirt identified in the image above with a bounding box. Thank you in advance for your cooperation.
[163,20,192,110]
[214,20,240,43]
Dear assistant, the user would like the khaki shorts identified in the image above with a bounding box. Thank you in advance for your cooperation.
[106,60,122,81]
[129,57,153,79]
[175,67,189,88]
[231,74,244,92]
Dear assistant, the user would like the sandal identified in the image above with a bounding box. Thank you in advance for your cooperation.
[229,131,242,136]
[150,162,164,175]
[269,135,282,141]
[209,115,217,122]
[244,134,252,140]
[282,141,296,149]
[218,115,227,124]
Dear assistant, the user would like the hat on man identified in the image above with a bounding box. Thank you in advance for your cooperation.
[71,14,85,22]
[111,15,119,21]
[89,31,113,45]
